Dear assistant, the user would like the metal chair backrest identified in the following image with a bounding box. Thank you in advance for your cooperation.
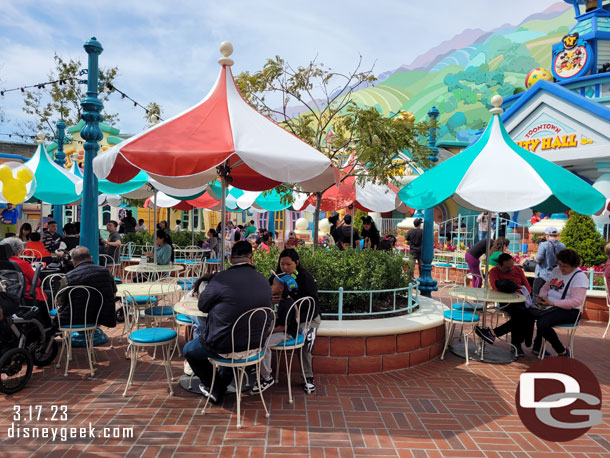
[41,273,66,314]
[121,290,141,335]
[604,275,610,308]
[55,285,103,330]
[277,296,316,344]
[226,307,275,363]
[22,248,42,262]
[133,264,159,283]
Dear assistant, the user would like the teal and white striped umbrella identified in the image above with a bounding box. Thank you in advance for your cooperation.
[398,96,605,215]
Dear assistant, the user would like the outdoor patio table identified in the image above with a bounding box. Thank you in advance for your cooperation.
[124,264,185,274]
[174,296,206,317]
[116,282,183,298]
[449,286,525,364]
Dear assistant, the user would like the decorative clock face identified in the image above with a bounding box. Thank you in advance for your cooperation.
[553,44,588,79]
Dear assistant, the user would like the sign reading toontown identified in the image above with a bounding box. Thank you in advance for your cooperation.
[515,122,595,152]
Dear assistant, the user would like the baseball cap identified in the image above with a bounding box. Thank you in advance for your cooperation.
[544,227,558,236]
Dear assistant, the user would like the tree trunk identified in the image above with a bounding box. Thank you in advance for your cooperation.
[312,191,322,252]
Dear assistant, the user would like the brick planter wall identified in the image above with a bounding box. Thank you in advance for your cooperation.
[584,296,609,322]
[311,324,445,375]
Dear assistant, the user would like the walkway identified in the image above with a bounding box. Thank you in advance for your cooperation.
[1,320,610,457]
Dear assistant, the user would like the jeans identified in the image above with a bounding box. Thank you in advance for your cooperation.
[531,277,546,300]
[532,307,579,354]
[183,339,232,394]
[478,230,488,241]
[261,332,293,378]
[465,252,482,288]
[301,315,321,378]
[493,303,534,347]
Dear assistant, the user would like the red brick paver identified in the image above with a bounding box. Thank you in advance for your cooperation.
[1,318,610,457]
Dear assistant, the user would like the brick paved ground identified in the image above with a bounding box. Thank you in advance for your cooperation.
[1,316,610,457]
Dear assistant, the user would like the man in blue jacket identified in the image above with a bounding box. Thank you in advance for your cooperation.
[183,241,272,404]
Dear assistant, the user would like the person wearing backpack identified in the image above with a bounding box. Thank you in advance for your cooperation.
[530,249,587,357]
[532,227,565,300]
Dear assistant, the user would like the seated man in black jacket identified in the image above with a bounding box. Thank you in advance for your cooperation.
[55,246,117,329]
[183,241,272,404]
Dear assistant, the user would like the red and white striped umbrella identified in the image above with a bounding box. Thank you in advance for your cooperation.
[93,42,335,193]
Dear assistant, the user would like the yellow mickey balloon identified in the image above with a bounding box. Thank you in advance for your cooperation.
[0,165,34,204]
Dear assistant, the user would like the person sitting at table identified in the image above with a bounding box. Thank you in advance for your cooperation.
[183,241,272,404]
[252,274,296,393]
[42,221,63,254]
[475,253,533,356]
[18,222,32,242]
[25,232,53,261]
[270,248,321,394]
[146,230,172,265]
[530,249,587,357]
[488,237,510,267]
[465,238,494,288]
[55,246,117,329]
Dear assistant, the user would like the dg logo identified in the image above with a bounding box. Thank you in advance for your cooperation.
[516,358,602,442]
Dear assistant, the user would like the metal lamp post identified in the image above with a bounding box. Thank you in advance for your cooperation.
[52,120,66,235]
[418,106,440,297]
[79,37,104,264]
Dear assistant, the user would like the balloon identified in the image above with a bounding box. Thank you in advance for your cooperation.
[0,164,34,204]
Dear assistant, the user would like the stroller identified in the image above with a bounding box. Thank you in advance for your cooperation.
[0,245,58,394]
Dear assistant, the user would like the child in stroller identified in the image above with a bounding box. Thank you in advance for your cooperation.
[0,244,58,394]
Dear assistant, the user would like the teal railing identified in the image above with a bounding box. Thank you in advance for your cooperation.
[319,280,420,320]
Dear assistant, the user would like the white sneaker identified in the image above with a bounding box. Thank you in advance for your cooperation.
[251,376,274,394]
[184,360,193,376]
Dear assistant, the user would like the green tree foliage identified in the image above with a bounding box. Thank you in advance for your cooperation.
[235,56,432,247]
[253,246,412,317]
[561,212,607,267]
[20,54,120,138]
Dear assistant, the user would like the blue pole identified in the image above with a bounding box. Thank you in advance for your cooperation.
[79,37,103,264]
[418,106,440,297]
[52,120,66,236]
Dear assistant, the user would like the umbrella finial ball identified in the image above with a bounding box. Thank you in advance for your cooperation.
[35,132,45,145]
[218,41,235,66]
[491,95,503,108]
[220,41,233,57]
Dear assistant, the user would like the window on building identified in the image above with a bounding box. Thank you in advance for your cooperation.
[102,205,111,225]
[275,211,285,236]
[290,211,302,231]
[258,212,268,230]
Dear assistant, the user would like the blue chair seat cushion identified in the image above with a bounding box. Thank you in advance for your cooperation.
[177,279,197,290]
[114,277,122,284]
[212,350,264,364]
[435,262,453,267]
[49,309,57,317]
[130,296,157,305]
[206,259,221,264]
[452,302,484,311]
[144,306,176,316]
[129,327,177,344]
[176,313,193,324]
[443,309,479,322]
[272,334,305,348]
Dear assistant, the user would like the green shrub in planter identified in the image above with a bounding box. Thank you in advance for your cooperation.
[561,212,606,267]
[170,231,207,247]
[253,246,412,317]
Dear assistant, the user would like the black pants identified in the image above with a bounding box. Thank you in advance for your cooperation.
[531,277,546,300]
[531,307,579,354]
[493,303,534,347]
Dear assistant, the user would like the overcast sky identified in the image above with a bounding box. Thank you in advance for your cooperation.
[0,0,565,137]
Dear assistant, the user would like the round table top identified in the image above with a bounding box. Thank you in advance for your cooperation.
[116,282,182,297]
[124,264,184,273]
[174,297,206,317]
[449,286,526,303]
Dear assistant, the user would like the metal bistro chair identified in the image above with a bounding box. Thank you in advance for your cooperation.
[121,290,177,396]
[41,273,66,320]
[55,286,103,377]
[603,276,610,339]
[99,254,121,284]
[203,258,222,276]
[539,309,582,360]
[439,284,480,364]
[271,296,316,404]
[202,307,275,429]
[21,248,42,263]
